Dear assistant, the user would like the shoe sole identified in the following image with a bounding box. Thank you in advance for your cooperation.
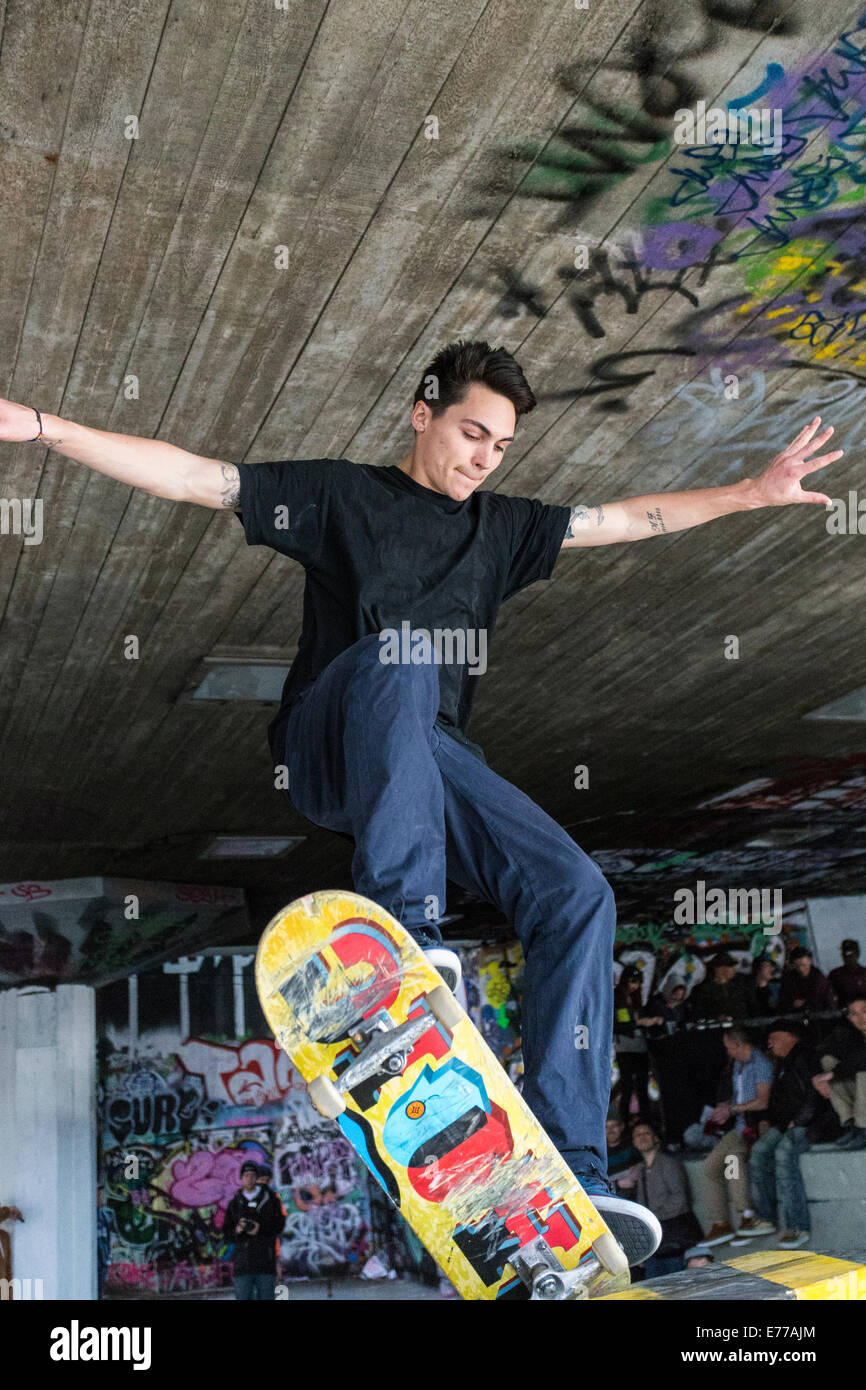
[703,1232,736,1246]
[589,1196,662,1265]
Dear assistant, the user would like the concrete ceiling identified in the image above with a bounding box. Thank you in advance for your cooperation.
[3,0,866,944]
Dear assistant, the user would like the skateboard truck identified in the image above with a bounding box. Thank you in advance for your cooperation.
[334,1008,437,1094]
[508,1235,600,1301]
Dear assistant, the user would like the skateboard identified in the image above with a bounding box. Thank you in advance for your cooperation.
[255,890,630,1300]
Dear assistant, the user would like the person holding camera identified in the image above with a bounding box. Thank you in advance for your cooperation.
[223,1161,285,1300]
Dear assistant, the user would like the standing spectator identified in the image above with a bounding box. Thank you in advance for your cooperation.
[613,967,662,1125]
[778,947,837,1014]
[96,1186,117,1300]
[645,981,687,1033]
[631,1120,702,1279]
[223,1161,286,1300]
[700,1028,772,1245]
[747,1021,823,1249]
[687,953,757,1021]
[645,981,697,1149]
[605,1113,642,1193]
[827,940,866,1007]
[752,956,780,1014]
[813,995,866,1151]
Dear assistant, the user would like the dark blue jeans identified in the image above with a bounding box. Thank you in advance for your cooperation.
[749,1126,811,1231]
[283,633,616,1180]
[233,1273,276,1300]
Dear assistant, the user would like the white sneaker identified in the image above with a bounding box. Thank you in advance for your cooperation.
[423,947,462,994]
[587,1193,662,1265]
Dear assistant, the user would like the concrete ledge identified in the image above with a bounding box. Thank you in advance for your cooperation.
[683,1149,866,1251]
[600,1250,866,1300]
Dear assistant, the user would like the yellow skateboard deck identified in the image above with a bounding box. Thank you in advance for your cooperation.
[256,890,630,1300]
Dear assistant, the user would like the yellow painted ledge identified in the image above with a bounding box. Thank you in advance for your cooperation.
[725,1250,866,1301]
[599,1250,866,1301]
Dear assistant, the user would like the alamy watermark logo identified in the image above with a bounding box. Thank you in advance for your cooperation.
[1,1277,44,1299]
[378,621,487,675]
[673,880,782,934]
[673,102,783,154]
[49,1320,151,1370]
[826,490,866,534]
[0,497,43,545]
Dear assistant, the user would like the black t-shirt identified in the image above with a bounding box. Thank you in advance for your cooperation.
[234,458,571,763]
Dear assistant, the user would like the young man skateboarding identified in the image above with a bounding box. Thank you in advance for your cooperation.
[0,341,840,1263]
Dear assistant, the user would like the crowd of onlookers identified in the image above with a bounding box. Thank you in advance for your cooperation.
[609,938,866,1278]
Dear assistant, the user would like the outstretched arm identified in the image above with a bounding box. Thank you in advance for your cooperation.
[0,398,241,510]
[561,418,842,548]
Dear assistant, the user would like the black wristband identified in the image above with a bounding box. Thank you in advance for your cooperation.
[28,407,43,442]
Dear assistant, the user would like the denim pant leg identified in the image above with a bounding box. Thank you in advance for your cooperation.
[775,1127,811,1231]
[434,728,616,1182]
[283,633,447,945]
[749,1127,784,1222]
[233,1274,254,1300]
[252,1273,276,1300]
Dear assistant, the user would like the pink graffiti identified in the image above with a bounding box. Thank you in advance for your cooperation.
[175,1038,299,1106]
[10,882,53,900]
[167,1147,261,1224]
[108,1261,158,1291]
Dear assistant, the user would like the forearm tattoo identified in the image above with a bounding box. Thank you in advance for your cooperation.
[220,463,241,508]
[565,503,604,537]
[646,506,667,534]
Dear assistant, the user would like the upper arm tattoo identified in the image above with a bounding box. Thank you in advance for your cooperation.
[565,503,604,538]
[220,463,241,509]
[646,506,667,534]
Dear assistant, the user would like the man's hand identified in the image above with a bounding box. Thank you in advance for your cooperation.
[710,1103,732,1125]
[812,1072,833,1099]
[560,416,844,548]
[748,417,841,508]
[0,399,45,443]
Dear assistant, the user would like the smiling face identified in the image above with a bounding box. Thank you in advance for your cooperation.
[847,999,866,1034]
[402,382,517,500]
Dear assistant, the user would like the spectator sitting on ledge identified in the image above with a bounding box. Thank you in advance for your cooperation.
[813,995,866,1152]
[747,1020,823,1250]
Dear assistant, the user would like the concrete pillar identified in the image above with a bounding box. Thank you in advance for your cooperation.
[0,985,97,1300]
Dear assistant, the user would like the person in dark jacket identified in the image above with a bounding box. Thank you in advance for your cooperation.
[746,1022,822,1249]
[777,947,837,1014]
[813,995,866,1151]
[224,1161,286,1300]
[686,953,757,1021]
[752,956,780,1015]
[827,940,866,1007]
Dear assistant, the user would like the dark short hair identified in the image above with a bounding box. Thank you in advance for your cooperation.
[711,952,736,968]
[846,994,866,1006]
[768,1018,805,1039]
[842,939,860,954]
[726,1025,752,1045]
[789,947,812,962]
[413,340,537,420]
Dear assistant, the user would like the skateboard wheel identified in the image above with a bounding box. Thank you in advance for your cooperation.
[592,1231,629,1277]
[426,985,463,1031]
[307,1074,346,1120]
